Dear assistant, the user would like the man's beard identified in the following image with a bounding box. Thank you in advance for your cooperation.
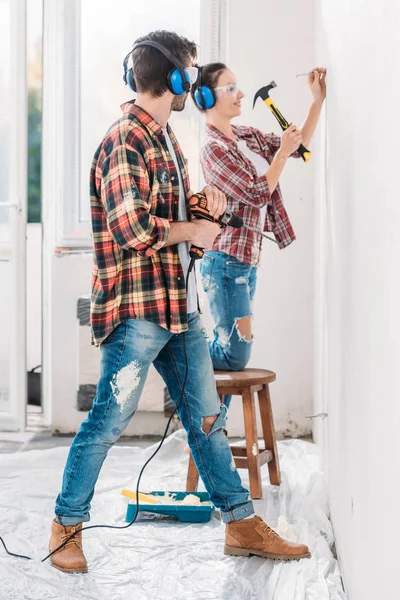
[171,93,188,112]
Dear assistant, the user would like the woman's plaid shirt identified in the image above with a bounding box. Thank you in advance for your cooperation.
[90,102,192,346]
[201,123,299,266]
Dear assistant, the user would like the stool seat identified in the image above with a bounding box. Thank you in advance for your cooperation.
[186,368,281,499]
[214,369,276,387]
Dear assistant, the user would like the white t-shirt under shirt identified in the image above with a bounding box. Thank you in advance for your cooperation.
[162,128,197,314]
[236,139,270,231]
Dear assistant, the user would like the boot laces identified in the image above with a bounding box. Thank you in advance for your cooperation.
[61,527,81,549]
[259,523,281,539]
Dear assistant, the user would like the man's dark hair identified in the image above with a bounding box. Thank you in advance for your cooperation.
[131,30,197,97]
[190,62,227,112]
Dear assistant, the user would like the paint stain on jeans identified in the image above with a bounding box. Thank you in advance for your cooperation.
[110,360,141,412]
[235,276,247,285]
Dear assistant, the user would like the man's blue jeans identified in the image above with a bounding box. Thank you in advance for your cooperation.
[200,251,258,409]
[55,312,254,525]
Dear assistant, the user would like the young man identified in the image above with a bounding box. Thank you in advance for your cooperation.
[49,30,310,573]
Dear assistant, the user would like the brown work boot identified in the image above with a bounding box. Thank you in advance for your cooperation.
[49,519,88,573]
[225,515,311,561]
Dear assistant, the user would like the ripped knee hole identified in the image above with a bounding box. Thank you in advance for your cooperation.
[201,415,219,435]
[236,316,252,342]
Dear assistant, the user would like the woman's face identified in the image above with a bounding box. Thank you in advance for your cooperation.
[213,69,244,119]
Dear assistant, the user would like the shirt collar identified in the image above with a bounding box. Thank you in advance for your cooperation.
[205,122,240,146]
[121,100,164,137]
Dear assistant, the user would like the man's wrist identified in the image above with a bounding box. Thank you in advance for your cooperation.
[166,220,196,247]
[186,220,196,243]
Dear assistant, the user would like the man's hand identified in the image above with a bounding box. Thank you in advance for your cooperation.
[280,124,303,158]
[190,219,221,249]
[201,185,227,219]
[308,67,327,102]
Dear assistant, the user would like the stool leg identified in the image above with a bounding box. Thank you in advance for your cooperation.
[242,388,262,499]
[258,384,281,486]
[186,451,200,492]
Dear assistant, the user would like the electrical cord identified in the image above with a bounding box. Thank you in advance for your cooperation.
[0,264,194,564]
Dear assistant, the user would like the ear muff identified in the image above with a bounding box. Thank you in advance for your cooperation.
[194,86,216,110]
[123,53,137,92]
[123,40,191,96]
[194,67,216,110]
[167,68,191,95]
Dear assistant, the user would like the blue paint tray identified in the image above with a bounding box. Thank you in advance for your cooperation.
[124,491,215,523]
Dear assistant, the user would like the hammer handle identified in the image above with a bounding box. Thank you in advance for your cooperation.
[264,99,312,163]
[296,143,312,163]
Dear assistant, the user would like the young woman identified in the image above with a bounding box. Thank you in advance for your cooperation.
[191,64,326,408]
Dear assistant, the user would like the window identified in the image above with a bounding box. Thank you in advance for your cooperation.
[27,0,43,223]
[79,0,202,225]
[45,0,221,247]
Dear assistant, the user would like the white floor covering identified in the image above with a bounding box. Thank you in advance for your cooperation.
[0,431,346,600]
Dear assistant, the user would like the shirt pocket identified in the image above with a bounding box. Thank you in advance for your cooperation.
[150,180,172,220]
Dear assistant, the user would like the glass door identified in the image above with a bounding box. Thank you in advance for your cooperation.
[0,0,27,431]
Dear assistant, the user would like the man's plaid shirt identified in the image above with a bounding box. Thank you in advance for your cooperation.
[201,123,299,266]
[90,102,192,346]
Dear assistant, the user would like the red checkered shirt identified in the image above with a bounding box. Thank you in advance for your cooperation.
[201,123,299,266]
[90,102,193,345]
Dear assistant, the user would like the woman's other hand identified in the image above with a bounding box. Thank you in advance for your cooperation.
[308,67,327,102]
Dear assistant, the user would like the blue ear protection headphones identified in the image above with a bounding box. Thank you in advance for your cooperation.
[123,40,191,95]
[194,66,216,110]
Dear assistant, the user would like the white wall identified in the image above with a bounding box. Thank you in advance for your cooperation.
[314,3,400,598]
[201,0,316,436]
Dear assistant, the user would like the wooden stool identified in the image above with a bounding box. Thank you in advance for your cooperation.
[186,368,281,499]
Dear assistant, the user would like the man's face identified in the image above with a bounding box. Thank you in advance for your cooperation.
[171,93,188,112]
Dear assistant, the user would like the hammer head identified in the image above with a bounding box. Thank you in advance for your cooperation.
[253,81,277,109]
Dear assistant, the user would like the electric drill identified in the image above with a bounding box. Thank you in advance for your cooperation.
[188,193,243,260]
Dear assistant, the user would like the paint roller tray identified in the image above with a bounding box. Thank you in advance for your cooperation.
[125,491,215,523]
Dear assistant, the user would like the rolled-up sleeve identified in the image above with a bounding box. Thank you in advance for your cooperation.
[100,143,170,257]
[201,142,272,209]
[252,128,301,160]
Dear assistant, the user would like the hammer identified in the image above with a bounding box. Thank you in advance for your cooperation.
[253,81,311,163]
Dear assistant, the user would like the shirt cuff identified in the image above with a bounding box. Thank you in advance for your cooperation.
[141,217,171,257]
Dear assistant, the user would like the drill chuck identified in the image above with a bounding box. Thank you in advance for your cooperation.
[219,209,243,229]
[188,193,243,229]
